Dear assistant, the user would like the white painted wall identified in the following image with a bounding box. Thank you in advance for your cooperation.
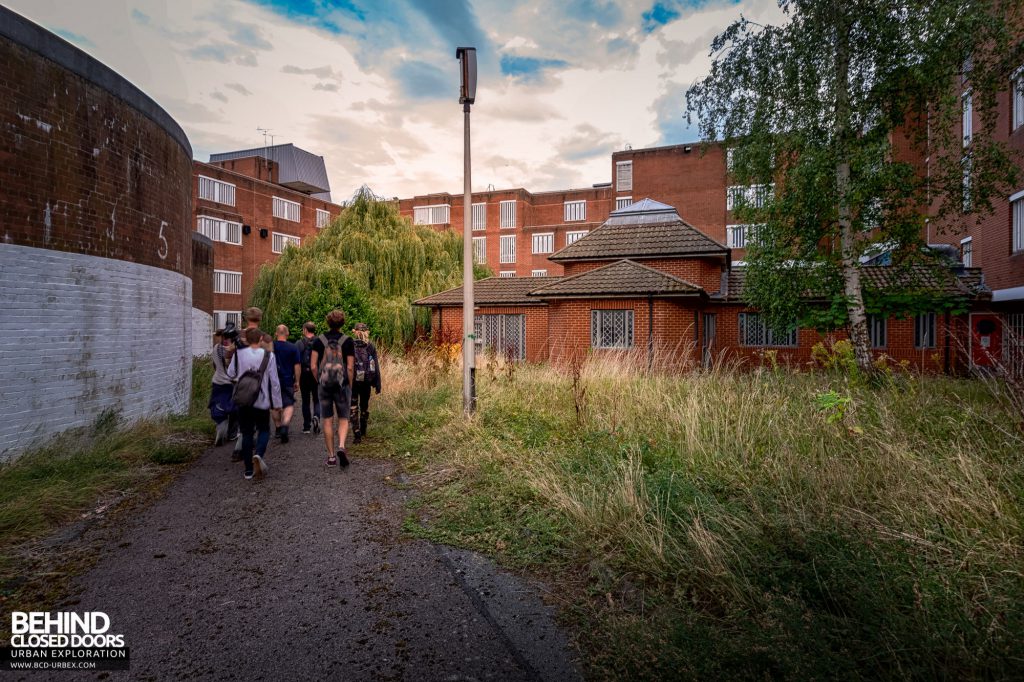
[0,243,193,461]
[192,307,213,358]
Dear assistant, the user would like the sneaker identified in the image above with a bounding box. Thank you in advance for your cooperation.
[302,426,311,434]
[281,430,289,445]
[312,416,321,435]
[337,449,350,468]
[325,454,338,467]
[244,469,254,480]
[253,455,268,480]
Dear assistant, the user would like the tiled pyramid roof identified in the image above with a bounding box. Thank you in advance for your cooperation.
[528,259,704,298]
[723,265,989,301]
[414,276,559,307]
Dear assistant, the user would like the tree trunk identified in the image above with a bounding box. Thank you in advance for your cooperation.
[833,4,874,372]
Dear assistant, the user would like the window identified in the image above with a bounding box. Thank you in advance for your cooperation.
[616,196,633,210]
[962,90,973,146]
[961,237,973,267]
[474,314,526,360]
[1013,67,1024,131]
[532,233,554,254]
[616,161,632,191]
[727,224,760,249]
[273,196,301,222]
[214,310,241,331]
[196,216,242,245]
[213,270,242,295]
[726,147,735,172]
[915,313,936,349]
[591,309,634,349]
[272,232,300,254]
[500,200,516,228]
[565,230,589,246]
[316,208,331,228]
[472,203,487,230]
[564,200,586,222]
[727,184,773,210]
[531,269,548,277]
[1006,312,1024,375]
[472,236,486,263]
[499,271,516,278]
[868,315,887,348]
[198,176,236,206]
[962,156,972,212]
[414,204,450,225]
[500,234,516,263]
[1011,190,1024,253]
[738,313,797,347]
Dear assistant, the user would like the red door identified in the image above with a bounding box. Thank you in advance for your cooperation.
[970,314,1003,368]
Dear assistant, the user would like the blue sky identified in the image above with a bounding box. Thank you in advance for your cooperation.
[6,0,779,199]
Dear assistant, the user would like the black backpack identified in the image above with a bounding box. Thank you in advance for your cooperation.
[232,350,271,408]
[299,337,315,375]
[353,342,378,384]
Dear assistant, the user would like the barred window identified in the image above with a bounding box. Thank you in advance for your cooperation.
[198,176,235,206]
[1011,191,1024,253]
[273,196,301,222]
[868,315,887,348]
[727,224,760,249]
[196,216,242,245]
[531,269,547,277]
[532,233,554,254]
[738,313,797,347]
[1014,67,1024,131]
[474,314,526,360]
[214,311,241,330]
[961,237,973,267]
[499,271,516,278]
[565,230,589,246]
[962,90,973,147]
[727,184,773,210]
[591,309,634,349]
[414,204,450,225]
[472,236,486,263]
[272,232,300,254]
[213,270,242,295]
[500,200,516,228]
[915,313,936,349]
[500,234,516,263]
[962,156,972,212]
[615,161,632,191]
[564,200,586,222]
[472,203,487,230]
[316,208,331,228]
[616,196,632,210]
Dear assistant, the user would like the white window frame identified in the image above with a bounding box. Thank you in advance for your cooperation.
[531,232,554,254]
[316,208,331,228]
[1011,189,1024,253]
[214,310,241,331]
[961,236,973,267]
[499,270,516,278]
[272,232,301,254]
[615,161,632,191]
[564,200,587,222]
[500,234,516,264]
[738,313,798,347]
[472,236,486,264]
[727,224,760,249]
[213,270,242,295]
[273,196,301,222]
[962,90,973,147]
[868,315,887,348]
[565,230,589,246]
[727,184,773,211]
[472,202,487,230]
[196,215,242,246]
[591,309,634,349]
[198,175,236,206]
[531,269,548,277]
[414,204,450,225]
[726,147,735,172]
[1013,67,1024,132]
[915,313,937,349]
[499,200,516,228]
[615,196,633,210]
[962,156,972,212]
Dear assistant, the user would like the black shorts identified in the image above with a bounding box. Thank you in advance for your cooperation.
[279,383,295,408]
[318,384,351,419]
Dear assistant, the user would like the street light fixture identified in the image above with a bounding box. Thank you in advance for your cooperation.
[457,46,477,415]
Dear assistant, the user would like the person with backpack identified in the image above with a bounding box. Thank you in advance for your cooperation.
[227,327,283,480]
[295,321,320,435]
[223,307,267,461]
[311,309,355,467]
[210,325,239,447]
[350,323,381,444]
[271,325,301,444]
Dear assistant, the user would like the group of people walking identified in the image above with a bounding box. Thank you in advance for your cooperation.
[209,307,381,480]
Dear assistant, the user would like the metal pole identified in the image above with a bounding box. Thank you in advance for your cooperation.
[462,102,476,414]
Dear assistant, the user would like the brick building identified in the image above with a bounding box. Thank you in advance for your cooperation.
[190,143,344,331]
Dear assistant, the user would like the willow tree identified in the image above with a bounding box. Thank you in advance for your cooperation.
[687,0,1020,371]
[249,190,490,347]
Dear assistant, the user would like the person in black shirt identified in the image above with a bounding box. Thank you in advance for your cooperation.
[311,309,355,467]
[295,321,320,434]
[350,322,382,444]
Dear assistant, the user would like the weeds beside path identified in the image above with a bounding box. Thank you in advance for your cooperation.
[374,351,1024,680]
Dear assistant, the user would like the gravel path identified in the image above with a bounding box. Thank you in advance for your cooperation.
[28,419,582,681]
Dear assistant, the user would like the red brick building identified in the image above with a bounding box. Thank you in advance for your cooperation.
[190,143,343,329]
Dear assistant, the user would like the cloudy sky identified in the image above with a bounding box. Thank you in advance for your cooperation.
[6,0,784,201]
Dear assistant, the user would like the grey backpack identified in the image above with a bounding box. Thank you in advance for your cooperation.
[232,351,271,407]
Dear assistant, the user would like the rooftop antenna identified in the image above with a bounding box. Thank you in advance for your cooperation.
[257,126,274,178]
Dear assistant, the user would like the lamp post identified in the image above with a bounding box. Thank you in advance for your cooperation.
[456,46,477,415]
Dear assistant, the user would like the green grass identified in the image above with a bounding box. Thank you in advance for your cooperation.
[371,351,1024,680]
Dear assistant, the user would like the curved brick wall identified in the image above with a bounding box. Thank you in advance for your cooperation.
[0,7,195,460]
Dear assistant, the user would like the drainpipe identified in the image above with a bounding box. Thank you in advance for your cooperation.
[694,308,700,367]
[944,311,951,375]
[648,295,654,373]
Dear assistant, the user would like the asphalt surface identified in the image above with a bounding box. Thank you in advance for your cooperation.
[27,417,582,681]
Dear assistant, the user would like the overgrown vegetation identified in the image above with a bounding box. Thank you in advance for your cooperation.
[250,192,489,346]
[373,350,1024,679]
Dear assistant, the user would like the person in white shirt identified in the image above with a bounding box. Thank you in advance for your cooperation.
[227,327,283,480]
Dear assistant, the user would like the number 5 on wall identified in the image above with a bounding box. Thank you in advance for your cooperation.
[158,221,168,260]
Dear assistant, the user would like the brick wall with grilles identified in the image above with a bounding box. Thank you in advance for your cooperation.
[0,7,195,460]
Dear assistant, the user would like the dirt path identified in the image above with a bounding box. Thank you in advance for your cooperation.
[23,419,581,681]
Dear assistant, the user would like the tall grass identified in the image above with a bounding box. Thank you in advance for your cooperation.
[373,351,1024,679]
